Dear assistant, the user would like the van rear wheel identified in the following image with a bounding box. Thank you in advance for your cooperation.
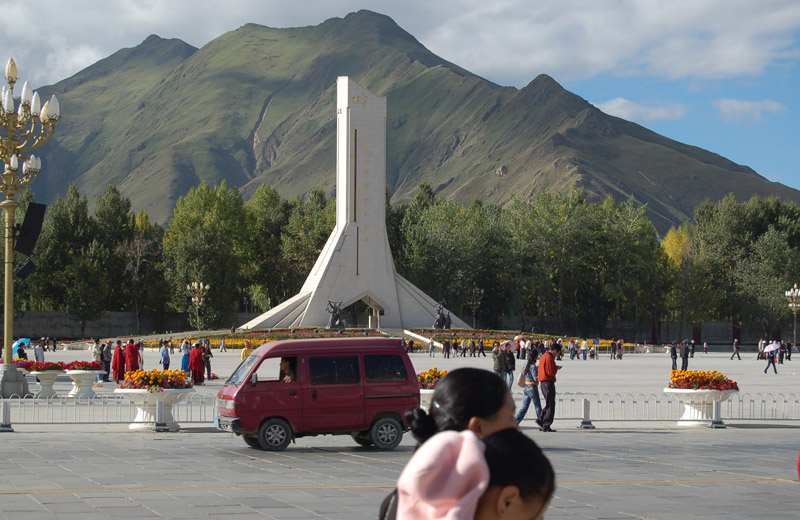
[258,418,292,451]
[369,417,402,450]
[351,431,374,447]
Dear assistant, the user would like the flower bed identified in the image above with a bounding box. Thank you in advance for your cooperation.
[65,361,103,371]
[410,329,635,349]
[142,328,384,349]
[26,361,66,372]
[669,370,739,391]
[417,367,448,390]
[119,369,193,392]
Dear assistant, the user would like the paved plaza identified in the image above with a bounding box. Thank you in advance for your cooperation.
[1,346,798,519]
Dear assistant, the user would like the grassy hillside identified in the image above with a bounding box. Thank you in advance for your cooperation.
[33,10,800,233]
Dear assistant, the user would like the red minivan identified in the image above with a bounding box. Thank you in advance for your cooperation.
[215,337,419,451]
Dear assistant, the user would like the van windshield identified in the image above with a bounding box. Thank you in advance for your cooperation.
[225,355,260,386]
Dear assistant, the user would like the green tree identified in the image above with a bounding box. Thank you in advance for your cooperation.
[163,181,248,329]
[93,184,134,310]
[29,184,98,311]
[118,212,165,334]
[693,194,751,323]
[735,227,800,336]
[63,240,107,335]
[597,196,661,339]
[280,189,335,294]
[244,184,292,312]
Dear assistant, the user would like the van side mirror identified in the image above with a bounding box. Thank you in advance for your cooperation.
[250,372,258,386]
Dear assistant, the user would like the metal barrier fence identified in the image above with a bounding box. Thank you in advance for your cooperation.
[1,392,797,427]
[0,393,217,425]
[554,392,800,422]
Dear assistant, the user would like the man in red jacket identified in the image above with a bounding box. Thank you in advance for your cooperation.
[537,343,562,432]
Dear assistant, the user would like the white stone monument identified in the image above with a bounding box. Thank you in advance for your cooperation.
[241,77,468,330]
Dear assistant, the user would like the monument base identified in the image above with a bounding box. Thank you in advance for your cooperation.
[0,364,31,398]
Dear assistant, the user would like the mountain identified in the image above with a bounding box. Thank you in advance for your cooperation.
[35,10,800,232]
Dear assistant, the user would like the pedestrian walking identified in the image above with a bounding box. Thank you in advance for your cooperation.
[111,340,125,383]
[202,341,213,379]
[429,337,436,357]
[515,350,542,426]
[90,339,103,384]
[764,346,778,374]
[218,338,227,352]
[537,343,562,432]
[101,340,112,382]
[669,341,678,371]
[679,340,690,371]
[189,343,205,385]
[160,342,171,370]
[33,338,45,363]
[492,341,510,382]
[124,339,142,373]
[731,338,741,360]
[504,342,515,390]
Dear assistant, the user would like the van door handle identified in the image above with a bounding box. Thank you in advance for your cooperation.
[312,390,318,401]
[288,391,297,397]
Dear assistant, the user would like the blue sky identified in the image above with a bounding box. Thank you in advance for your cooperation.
[2,0,799,190]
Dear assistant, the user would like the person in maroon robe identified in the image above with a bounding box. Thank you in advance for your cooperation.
[111,340,126,382]
[124,339,142,373]
[189,343,205,385]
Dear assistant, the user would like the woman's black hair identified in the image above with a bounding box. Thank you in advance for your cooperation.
[483,428,556,509]
[405,368,508,444]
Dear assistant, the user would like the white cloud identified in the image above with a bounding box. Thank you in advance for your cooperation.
[713,99,787,123]
[594,98,687,123]
[0,0,799,87]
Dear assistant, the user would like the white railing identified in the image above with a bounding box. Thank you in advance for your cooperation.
[553,392,800,422]
[2,392,797,427]
[0,393,217,425]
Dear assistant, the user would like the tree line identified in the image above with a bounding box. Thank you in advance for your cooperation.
[6,181,800,340]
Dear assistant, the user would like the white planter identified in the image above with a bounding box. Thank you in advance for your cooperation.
[29,370,65,399]
[114,388,195,432]
[66,370,106,399]
[420,389,434,412]
[663,388,737,426]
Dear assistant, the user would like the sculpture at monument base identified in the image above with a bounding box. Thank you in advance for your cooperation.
[326,301,347,330]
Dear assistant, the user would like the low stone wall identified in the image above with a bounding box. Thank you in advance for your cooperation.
[9,311,263,340]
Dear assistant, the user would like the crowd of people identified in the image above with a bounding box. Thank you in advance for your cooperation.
[74,337,219,386]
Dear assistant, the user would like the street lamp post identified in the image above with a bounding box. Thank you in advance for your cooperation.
[465,286,484,329]
[0,58,59,398]
[785,283,800,347]
[186,281,209,331]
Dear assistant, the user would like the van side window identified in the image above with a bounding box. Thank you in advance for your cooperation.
[364,355,408,383]
[254,357,282,382]
[309,356,360,385]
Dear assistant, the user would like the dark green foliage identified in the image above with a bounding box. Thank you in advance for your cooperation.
[14,178,800,339]
[163,181,248,329]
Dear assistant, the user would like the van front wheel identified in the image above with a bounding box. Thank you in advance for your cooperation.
[258,418,292,451]
[351,431,373,447]
[369,417,402,450]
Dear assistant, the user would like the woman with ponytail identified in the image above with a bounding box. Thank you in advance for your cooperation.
[380,368,518,519]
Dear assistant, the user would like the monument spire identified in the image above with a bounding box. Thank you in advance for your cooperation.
[241,77,468,330]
